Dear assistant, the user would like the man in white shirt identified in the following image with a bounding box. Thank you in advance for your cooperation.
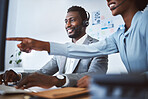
[1,6,108,88]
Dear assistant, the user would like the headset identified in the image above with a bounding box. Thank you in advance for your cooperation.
[112,0,127,10]
[82,11,90,27]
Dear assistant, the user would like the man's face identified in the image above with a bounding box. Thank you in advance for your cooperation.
[65,11,83,38]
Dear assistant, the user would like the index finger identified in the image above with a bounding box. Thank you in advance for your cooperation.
[16,77,28,89]
[6,37,26,41]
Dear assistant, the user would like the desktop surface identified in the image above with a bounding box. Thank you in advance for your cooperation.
[0,84,90,99]
[0,94,90,99]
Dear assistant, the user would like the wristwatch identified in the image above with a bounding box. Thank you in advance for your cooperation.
[55,75,66,87]
[56,75,65,80]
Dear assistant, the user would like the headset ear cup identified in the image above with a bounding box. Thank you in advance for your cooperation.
[85,20,89,27]
[82,11,90,27]
[83,20,89,27]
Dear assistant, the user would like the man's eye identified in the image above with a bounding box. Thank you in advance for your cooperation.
[71,19,75,22]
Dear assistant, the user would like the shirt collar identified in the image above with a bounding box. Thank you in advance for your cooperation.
[72,34,87,44]
[121,11,142,37]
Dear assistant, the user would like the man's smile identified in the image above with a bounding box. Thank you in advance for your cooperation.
[67,27,75,34]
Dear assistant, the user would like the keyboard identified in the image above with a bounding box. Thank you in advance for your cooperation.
[0,84,58,95]
[0,84,32,95]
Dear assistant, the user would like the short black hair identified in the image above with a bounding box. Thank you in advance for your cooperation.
[135,0,148,11]
[67,6,88,21]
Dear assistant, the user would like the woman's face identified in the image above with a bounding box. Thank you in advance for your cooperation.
[106,0,135,16]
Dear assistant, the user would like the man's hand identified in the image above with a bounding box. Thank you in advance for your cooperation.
[77,76,90,88]
[2,69,21,85]
[16,72,58,89]
[6,37,50,53]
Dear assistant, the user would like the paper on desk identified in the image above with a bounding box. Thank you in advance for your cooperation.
[0,85,31,95]
[25,86,59,93]
[0,85,58,95]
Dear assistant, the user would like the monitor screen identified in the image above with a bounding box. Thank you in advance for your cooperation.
[0,0,9,71]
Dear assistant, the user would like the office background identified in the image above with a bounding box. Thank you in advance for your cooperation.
[5,0,148,73]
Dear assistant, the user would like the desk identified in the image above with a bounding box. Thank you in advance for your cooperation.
[0,93,90,99]
[0,87,90,99]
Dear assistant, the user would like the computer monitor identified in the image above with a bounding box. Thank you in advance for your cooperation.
[90,74,148,99]
[0,0,9,71]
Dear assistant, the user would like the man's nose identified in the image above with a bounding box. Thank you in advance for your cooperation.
[66,21,71,28]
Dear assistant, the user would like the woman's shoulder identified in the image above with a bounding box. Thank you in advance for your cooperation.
[136,10,148,26]
[141,10,148,19]
[138,10,148,36]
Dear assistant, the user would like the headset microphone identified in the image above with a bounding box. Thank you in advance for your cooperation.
[112,0,127,10]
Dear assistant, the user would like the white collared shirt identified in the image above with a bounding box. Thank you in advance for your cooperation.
[62,34,87,87]
[64,34,87,74]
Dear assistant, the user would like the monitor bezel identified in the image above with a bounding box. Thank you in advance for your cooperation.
[0,0,9,71]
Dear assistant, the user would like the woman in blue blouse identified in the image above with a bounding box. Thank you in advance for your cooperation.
[7,0,148,88]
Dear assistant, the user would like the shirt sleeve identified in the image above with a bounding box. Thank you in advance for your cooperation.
[36,56,58,75]
[146,14,148,70]
[144,11,148,69]
[50,35,118,59]
[140,11,148,68]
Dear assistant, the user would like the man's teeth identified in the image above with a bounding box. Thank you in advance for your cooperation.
[68,29,73,33]
[110,4,115,8]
